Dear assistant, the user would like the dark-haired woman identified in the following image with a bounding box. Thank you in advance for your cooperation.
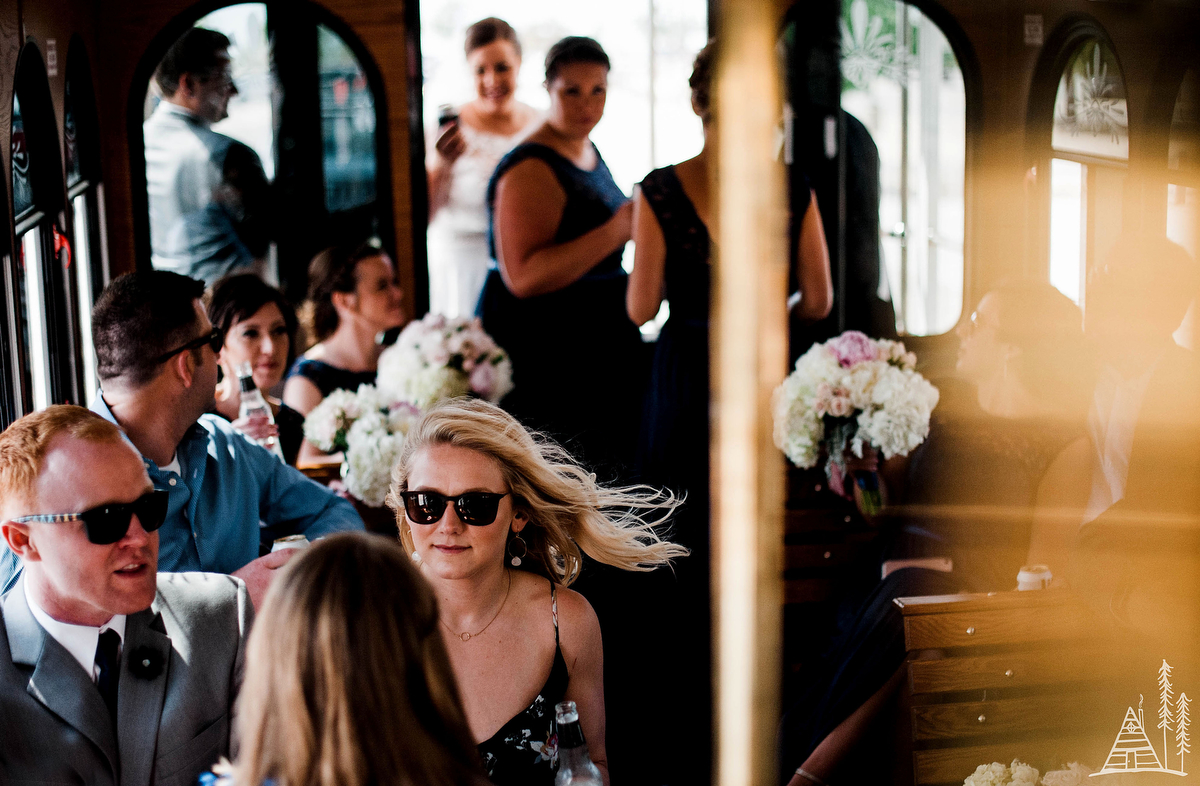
[208,274,305,465]
[283,239,404,461]
[480,36,644,476]
[428,18,540,318]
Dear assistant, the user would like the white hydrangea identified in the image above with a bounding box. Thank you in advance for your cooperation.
[961,760,1040,786]
[1039,763,1093,786]
[773,333,939,471]
[342,415,406,507]
[302,387,364,452]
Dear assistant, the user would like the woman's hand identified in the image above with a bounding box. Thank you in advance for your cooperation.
[434,121,467,163]
[607,199,633,245]
[233,413,279,443]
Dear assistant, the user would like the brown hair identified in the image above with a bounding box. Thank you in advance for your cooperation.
[155,27,231,97]
[544,36,610,83]
[301,238,385,343]
[387,398,688,587]
[689,40,717,123]
[234,533,486,786]
[0,406,124,513]
[464,18,520,58]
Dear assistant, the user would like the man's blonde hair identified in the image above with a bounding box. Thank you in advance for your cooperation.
[0,406,124,513]
[387,398,688,586]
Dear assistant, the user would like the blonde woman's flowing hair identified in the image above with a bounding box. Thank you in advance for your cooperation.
[386,398,689,586]
[234,533,486,786]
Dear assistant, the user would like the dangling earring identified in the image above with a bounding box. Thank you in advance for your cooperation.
[508,533,528,567]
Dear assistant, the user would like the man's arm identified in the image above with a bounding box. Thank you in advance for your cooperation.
[252,438,364,539]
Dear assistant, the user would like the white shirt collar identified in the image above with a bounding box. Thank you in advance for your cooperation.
[23,580,126,684]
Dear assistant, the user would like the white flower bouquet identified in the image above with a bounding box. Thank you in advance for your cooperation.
[302,316,513,507]
[376,313,513,410]
[772,330,939,511]
[963,760,1095,786]
[303,384,420,506]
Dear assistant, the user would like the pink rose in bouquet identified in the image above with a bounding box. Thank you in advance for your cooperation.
[826,330,879,368]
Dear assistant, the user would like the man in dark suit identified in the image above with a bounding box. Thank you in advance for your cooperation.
[0,405,251,785]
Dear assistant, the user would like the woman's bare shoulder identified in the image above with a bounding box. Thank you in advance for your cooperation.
[552,585,601,649]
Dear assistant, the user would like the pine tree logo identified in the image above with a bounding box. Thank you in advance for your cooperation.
[1092,660,1190,777]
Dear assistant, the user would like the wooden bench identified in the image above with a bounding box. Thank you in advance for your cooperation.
[894,590,1137,786]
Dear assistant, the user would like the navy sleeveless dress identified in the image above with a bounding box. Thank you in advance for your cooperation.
[285,357,376,397]
[477,582,569,786]
[637,165,711,526]
[479,142,646,476]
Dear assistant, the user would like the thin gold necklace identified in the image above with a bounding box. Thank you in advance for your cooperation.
[443,572,511,642]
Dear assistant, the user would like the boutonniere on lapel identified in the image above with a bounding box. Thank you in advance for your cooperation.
[129,645,165,679]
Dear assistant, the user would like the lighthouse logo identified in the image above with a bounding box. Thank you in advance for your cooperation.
[1092,660,1190,777]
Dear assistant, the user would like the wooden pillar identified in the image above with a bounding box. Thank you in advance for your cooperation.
[712,0,788,783]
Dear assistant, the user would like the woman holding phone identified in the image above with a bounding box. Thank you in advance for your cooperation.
[427,18,540,318]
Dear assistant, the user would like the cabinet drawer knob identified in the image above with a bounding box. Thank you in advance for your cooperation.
[1004,669,1014,678]
[966,626,976,635]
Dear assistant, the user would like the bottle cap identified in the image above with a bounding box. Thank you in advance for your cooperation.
[1017,564,1052,590]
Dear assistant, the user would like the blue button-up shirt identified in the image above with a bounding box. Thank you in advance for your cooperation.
[0,398,365,591]
[89,396,364,573]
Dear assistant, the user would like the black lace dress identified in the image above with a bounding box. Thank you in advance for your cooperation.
[479,142,646,476]
[477,583,569,786]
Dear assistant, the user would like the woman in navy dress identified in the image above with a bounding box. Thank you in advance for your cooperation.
[625,41,834,784]
[480,36,645,478]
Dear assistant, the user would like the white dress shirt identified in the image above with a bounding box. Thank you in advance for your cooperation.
[24,580,125,683]
[1083,357,1160,523]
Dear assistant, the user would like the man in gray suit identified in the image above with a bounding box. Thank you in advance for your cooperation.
[0,405,251,785]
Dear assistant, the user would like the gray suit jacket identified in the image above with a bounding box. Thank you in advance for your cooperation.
[0,572,252,785]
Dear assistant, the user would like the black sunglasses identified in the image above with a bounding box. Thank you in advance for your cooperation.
[400,491,510,526]
[11,489,169,545]
[151,328,223,366]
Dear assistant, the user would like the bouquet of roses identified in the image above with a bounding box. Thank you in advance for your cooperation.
[772,330,939,512]
[302,316,513,507]
[375,313,513,410]
[302,384,421,506]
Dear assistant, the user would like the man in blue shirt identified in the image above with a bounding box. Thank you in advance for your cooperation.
[30,270,361,606]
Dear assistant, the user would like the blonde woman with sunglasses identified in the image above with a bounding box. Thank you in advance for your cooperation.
[386,399,686,786]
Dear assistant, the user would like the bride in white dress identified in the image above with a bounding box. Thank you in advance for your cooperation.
[427,18,540,318]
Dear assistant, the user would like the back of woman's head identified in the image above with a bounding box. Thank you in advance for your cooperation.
[544,36,610,83]
[464,17,520,57]
[208,274,299,365]
[303,238,385,343]
[689,40,717,123]
[387,398,687,586]
[235,532,483,786]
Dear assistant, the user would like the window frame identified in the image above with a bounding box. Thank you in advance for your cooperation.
[127,2,395,307]
[1028,18,1130,292]
[10,42,83,414]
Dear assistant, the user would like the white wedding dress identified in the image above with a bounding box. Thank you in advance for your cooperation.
[427,117,539,318]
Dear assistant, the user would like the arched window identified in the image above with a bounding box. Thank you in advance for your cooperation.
[1046,36,1128,307]
[65,40,108,405]
[11,46,82,414]
[1167,68,1197,258]
[839,0,967,336]
[137,3,388,304]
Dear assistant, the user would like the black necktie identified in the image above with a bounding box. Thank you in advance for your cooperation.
[94,629,121,723]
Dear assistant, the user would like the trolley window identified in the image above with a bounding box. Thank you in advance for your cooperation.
[1047,38,1128,307]
[839,0,967,336]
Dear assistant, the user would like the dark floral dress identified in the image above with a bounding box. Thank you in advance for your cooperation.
[476,582,569,785]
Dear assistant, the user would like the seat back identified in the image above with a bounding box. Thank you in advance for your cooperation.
[895,590,1135,786]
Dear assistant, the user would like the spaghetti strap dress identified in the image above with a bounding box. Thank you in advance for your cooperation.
[479,142,646,476]
[477,581,569,786]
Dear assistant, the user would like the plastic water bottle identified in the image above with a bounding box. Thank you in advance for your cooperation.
[236,361,285,462]
[554,701,603,786]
